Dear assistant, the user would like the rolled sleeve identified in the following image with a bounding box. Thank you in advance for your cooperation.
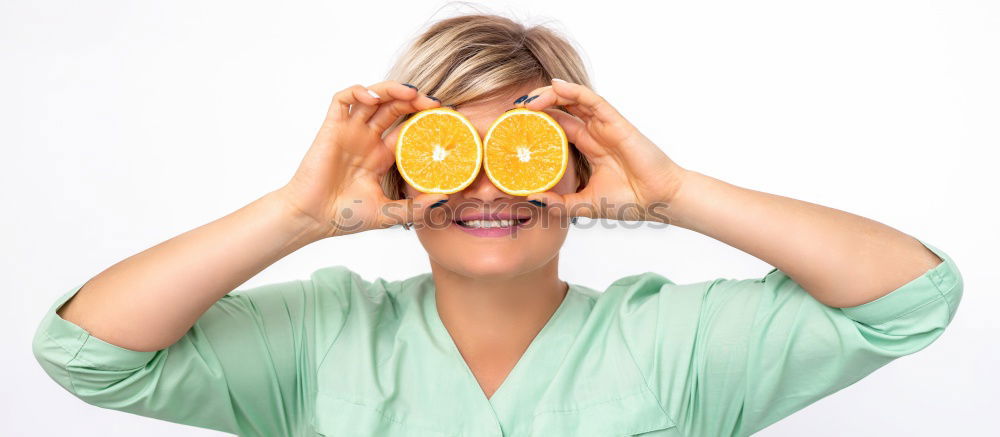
[627,237,965,437]
[33,283,157,378]
[838,238,962,329]
[30,274,340,436]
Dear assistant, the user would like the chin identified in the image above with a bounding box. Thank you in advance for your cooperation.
[458,257,532,279]
[416,214,571,279]
[426,246,531,279]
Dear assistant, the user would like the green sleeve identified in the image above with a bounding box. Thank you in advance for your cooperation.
[31,266,356,436]
[622,238,964,437]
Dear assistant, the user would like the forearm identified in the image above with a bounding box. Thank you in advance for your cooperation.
[57,189,326,351]
[664,170,943,308]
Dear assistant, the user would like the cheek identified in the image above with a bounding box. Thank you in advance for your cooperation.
[402,183,419,200]
[402,147,578,275]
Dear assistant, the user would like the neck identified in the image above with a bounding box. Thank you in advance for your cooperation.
[429,256,568,345]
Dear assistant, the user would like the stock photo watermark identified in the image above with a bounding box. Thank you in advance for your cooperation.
[328,198,674,238]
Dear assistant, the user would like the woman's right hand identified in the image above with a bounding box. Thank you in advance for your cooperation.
[276,81,447,239]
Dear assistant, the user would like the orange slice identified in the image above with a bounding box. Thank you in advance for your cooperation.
[395,108,483,194]
[483,108,568,195]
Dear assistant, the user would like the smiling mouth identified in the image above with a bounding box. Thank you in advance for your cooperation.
[454,218,530,229]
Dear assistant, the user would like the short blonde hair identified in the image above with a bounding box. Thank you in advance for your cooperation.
[381,12,593,200]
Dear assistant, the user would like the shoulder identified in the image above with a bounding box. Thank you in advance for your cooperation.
[306,265,430,316]
[304,266,432,357]
[581,271,759,354]
[583,271,728,315]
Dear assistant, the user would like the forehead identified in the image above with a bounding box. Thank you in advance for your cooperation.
[454,83,542,138]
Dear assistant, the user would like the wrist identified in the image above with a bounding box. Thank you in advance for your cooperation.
[660,163,691,206]
[645,163,691,225]
[262,188,331,245]
[657,168,703,230]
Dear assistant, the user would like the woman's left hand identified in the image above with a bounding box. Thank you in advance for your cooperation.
[518,78,688,223]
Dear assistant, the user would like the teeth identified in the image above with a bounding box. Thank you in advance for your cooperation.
[458,219,519,228]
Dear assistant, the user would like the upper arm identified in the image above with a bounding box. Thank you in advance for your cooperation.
[32,270,353,436]
[626,238,964,437]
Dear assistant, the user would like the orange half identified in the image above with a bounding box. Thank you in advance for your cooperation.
[483,108,568,196]
[395,108,483,194]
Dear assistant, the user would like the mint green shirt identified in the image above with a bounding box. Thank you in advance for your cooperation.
[32,239,963,436]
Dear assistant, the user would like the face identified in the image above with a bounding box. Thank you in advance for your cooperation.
[399,85,580,280]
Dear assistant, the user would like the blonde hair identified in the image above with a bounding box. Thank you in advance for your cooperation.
[381,12,593,200]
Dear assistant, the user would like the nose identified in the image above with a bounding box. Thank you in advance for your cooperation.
[461,165,514,203]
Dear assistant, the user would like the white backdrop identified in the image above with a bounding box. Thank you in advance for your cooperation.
[3,1,996,435]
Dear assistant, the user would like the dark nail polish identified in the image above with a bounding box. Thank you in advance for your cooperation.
[427,95,440,102]
[529,199,547,207]
[430,199,448,209]
[402,83,418,90]
[514,95,529,104]
[524,95,540,103]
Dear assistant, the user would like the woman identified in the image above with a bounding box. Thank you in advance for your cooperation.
[32,13,963,437]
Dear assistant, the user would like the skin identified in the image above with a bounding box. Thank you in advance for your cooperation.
[396,83,580,399]
[56,78,943,402]
[518,78,941,308]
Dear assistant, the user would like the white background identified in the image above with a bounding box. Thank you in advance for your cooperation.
[3,1,997,435]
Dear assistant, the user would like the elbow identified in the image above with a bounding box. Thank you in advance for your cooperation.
[32,326,77,394]
[33,330,160,407]
[32,309,161,402]
[850,278,963,357]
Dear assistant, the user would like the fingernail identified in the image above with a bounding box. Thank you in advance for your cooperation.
[402,83,418,90]
[524,95,540,103]
[552,78,566,83]
[367,89,380,99]
[514,95,529,104]
[427,95,440,102]
[528,199,547,207]
[430,199,448,209]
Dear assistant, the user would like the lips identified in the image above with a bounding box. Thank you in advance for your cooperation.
[454,215,530,229]
[453,212,531,221]
[449,211,531,236]
[454,218,529,228]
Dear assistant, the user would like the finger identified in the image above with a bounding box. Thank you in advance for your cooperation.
[525,189,597,221]
[515,85,551,108]
[351,81,402,122]
[377,193,450,229]
[325,84,380,123]
[368,90,441,133]
[380,119,407,157]
[541,108,607,160]
[554,102,591,122]
[522,78,624,125]
[352,80,434,122]
[519,89,586,120]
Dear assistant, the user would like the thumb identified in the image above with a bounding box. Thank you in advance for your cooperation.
[541,108,603,159]
[525,190,594,227]
[377,193,450,229]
